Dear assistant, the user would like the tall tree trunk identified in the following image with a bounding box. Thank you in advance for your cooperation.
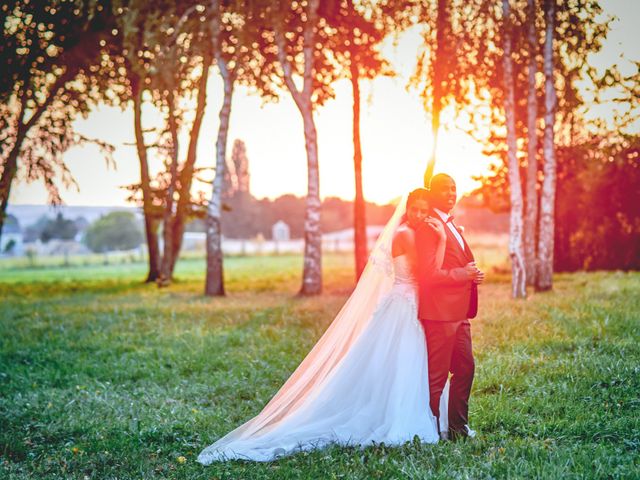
[536,0,557,291]
[274,0,322,295]
[205,1,233,297]
[169,53,213,277]
[299,106,322,295]
[0,130,24,244]
[524,0,539,286]
[158,92,180,287]
[131,74,160,283]
[502,0,527,298]
[425,0,449,187]
[205,74,233,296]
[348,2,367,280]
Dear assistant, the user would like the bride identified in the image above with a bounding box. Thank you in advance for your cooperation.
[198,188,449,463]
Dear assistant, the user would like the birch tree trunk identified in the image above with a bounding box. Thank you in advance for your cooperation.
[131,74,160,283]
[205,73,233,296]
[275,0,322,295]
[536,0,557,291]
[205,0,234,297]
[158,92,180,287]
[524,0,539,286]
[300,105,322,295]
[502,0,527,298]
[348,3,367,281]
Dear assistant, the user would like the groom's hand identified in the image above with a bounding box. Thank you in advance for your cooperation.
[464,262,485,284]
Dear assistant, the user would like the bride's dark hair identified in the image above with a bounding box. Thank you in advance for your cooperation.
[401,188,431,224]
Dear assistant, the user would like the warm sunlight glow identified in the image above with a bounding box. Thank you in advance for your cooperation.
[10,0,636,209]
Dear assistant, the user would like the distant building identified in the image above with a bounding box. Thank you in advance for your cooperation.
[0,215,24,256]
[272,220,290,241]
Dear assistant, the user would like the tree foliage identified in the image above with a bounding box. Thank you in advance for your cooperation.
[0,0,117,240]
[40,213,78,243]
[84,211,143,252]
[554,137,640,271]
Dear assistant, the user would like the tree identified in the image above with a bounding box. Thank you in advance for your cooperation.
[23,215,50,243]
[524,0,539,286]
[117,4,163,283]
[535,0,558,291]
[230,139,251,195]
[85,211,143,253]
[262,0,358,294]
[424,0,454,186]
[40,213,78,243]
[447,0,616,294]
[205,0,235,297]
[130,71,161,283]
[117,1,208,285]
[204,0,276,296]
[502,0,527,298]
[116,0,214,287]
[272,0,323,295]
[3,239,16,254]
[554,137,640,272]
[0,0,116,243]
[239,1,375,293]
[158,87,182,286]
[401,0,469,186]
[327,0,391,280]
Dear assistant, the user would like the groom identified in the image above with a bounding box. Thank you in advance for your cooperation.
[415,173,485,441]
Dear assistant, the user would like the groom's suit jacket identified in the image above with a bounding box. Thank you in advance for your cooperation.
[415,209,478,322]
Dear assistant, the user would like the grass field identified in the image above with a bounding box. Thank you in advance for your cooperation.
[1,252,638,479]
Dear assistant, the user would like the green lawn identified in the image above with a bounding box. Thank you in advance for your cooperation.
[1,253,638,479]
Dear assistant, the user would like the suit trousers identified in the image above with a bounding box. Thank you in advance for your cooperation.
[421,319,475,434]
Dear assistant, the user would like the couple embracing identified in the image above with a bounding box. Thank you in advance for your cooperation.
[198,174,485,464]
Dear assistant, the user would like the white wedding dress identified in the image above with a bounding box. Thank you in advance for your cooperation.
[197,252,448,464]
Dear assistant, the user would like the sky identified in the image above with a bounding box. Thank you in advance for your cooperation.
[9,0,639,207]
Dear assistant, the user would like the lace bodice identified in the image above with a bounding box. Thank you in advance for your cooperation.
[392,255,416,286]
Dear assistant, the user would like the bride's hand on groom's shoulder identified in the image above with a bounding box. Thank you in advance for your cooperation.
[424,216,446,239]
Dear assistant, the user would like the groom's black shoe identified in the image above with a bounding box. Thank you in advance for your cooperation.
[449,425,477,441]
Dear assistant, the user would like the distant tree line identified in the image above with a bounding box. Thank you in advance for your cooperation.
[186,193,396,240]
[24,213,81,243]
[22,211,143,254]
[478,137,640,272]
[554,139,640,272]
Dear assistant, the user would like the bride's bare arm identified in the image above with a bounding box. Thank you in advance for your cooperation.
[392,227,413,258]
[415,221,470,286]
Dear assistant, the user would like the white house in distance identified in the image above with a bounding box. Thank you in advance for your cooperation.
[0,216,24,256]
[272,220,290,242]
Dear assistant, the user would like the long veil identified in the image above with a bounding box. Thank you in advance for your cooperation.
[199,196,447,460]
